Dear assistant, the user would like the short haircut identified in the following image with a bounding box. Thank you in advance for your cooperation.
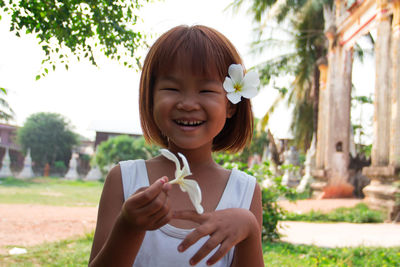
[139,25,254,152]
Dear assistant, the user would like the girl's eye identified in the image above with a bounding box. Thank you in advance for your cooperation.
[161,88,178,91]
[200,89,217,93]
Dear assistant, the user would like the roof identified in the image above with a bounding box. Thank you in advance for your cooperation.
[89,120,143,135]
[0,123,19,130]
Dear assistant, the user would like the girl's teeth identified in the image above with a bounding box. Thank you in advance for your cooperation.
[177,120,202,126]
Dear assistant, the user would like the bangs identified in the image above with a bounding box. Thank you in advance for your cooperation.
[152,26,239,81]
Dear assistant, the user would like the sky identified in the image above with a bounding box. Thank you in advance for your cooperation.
[0,0,373,143]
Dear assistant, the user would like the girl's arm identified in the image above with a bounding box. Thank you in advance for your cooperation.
[89,165,171,266]
[173,183,264,267]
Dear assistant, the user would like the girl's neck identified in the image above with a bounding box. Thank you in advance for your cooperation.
[167,143,216,168]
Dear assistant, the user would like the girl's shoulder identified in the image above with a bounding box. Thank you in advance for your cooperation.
[231,168,256,180]
[216,167,257,211]
[118,159,149,201]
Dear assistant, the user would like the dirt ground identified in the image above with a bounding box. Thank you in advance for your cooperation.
[0,204,98,255]
[278,198,363,213]
[0,199,363,255]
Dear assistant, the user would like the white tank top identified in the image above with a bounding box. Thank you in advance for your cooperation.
[120,159,256,267]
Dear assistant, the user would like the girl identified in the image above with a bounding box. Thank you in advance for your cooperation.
[89,25,264,267]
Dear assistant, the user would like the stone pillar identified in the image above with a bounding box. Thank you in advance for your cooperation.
[390,0,400,168]
[319,44,354,199]
[362,1,400,220]
[323,28,342,178]
[328,46,352,186]
[311,19,354,198]
[315,58,328,170]
[311,29,336,197]
[371,0,392,167]
[323,29,337,175]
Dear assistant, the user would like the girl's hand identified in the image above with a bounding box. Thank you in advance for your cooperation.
[121,176,172,231]
[173,208,259,266]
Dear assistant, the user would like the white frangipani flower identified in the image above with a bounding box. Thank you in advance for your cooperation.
[223,64,260,104]
[160,149,204,214]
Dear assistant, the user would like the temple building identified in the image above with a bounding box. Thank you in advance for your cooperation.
[312,0,400,220]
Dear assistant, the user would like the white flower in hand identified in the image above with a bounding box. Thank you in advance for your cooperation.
[223,64,260,104]
[160,149,204,214]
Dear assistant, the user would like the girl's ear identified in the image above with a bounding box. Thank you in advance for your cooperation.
[226,102,237,118]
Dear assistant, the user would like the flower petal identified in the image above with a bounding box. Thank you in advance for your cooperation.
[227,92,242,104]
[223,77,235,93]
[178,152,192,177]
[181,179,204,214]
[241,86,258,99]
[228,64,244,84]
[160,149,181,178]
[242,71,260,87]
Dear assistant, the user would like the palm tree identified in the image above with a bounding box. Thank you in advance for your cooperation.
[231,0,333,151]
[0,87,14,122]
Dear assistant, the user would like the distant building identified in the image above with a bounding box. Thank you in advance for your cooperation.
[0,123,20,151]
[89,120,142,148]
[94,131,141,148]
[0,123,24,171]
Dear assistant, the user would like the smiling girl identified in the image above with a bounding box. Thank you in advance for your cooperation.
[89,25,264,267]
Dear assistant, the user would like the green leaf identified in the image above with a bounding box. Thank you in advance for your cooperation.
[35,75,41,81]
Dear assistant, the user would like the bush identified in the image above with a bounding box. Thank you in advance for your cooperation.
[52,160,67,176]
[283,203,385,223]
[94,135,160,173]
[214,153,300,241]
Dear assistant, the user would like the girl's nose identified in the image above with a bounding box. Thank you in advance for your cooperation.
[176,94,200,111]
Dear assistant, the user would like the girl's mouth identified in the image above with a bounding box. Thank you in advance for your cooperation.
[174,120,205,127]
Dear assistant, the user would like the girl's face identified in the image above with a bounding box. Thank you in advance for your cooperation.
[153,66,235,151]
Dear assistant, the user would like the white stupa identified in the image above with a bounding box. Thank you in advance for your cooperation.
[64,152,79,180]
[0,148,13,178]
[18,148,35,179]
[297,135,316,193]
[85,165,102,181]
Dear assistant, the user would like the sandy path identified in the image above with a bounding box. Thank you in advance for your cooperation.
[278,198,363,213]
[0,204,98,254]
[0,199,366,255]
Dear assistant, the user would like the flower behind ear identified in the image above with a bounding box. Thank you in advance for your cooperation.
[223,64,260,104]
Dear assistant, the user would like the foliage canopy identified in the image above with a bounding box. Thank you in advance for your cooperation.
[94,135,159,173]
[0,0,149,78]
[17,112,78,168]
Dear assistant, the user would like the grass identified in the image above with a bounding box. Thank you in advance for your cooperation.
[1,233,399,266]
[1,177,398,266]
[282,203,385,223]
[0,233,93,266]
[0,177,103,207]
[263,242,400,266]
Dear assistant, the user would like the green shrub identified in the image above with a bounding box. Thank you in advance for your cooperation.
[52,160,67,175]
[93,135,160,173]
[214,153,301,241]
[283,203,385,223]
